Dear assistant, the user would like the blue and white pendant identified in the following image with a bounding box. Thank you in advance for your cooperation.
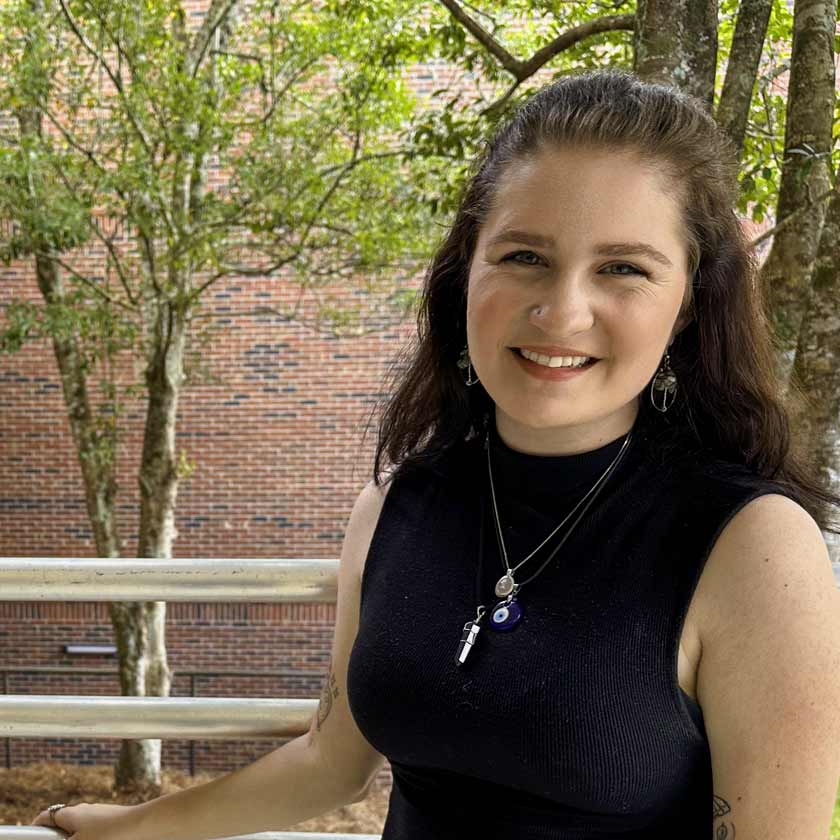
[489,596,522,630]
[490,573,522,630]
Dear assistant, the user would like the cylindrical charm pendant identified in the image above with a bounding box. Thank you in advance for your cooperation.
[494,573,515,598]
[456,619,482,665]
[489,597,522,631]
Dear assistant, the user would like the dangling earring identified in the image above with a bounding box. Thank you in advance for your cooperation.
[650,348,677,412]
[457,344,478,386]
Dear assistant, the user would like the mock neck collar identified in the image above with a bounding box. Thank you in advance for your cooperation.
[484,417,644,510]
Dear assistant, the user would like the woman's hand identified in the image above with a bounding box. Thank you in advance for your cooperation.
[30,802,137,839]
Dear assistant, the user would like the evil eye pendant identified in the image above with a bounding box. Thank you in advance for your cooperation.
[489,597,522,631]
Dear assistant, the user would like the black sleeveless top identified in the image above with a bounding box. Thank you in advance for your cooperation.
[347,414,791,839]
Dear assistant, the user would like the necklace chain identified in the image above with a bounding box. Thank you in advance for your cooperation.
[454,419,636,666]
[485,423,634,592]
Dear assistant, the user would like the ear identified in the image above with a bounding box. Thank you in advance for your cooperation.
[674,312,693,336]
[671,304,695,342]
[670,273,697,341]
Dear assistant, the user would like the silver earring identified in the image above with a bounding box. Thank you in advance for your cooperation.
[457,344,478,386]
[650,348,677,412]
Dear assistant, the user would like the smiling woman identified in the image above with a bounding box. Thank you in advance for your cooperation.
[464,143,691,450]
[350,68,840,840]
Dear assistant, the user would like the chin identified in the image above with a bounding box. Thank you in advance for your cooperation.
[498,406,594,430]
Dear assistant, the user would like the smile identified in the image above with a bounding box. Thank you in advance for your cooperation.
[510,347,600,381]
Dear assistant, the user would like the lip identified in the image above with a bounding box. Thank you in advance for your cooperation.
[510,347,599,381]
[513,345,599,358]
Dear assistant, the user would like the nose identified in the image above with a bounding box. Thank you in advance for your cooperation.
[527,276,596,335]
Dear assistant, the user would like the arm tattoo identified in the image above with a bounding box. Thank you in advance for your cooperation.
[712,793,737,838]
[316,656,340,732]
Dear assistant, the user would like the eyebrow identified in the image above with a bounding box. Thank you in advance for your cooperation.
[485,229,674,268]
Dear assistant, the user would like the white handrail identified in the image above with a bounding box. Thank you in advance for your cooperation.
[0,695,314,739]
[0,558,338,602]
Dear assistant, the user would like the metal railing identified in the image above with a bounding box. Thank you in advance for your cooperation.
[0,666,312,774]
[0,558,381,840]
[1,556,838,840]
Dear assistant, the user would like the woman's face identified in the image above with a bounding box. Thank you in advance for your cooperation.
[466,144,691,454]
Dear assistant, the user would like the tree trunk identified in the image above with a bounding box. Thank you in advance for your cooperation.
[760,0,835,371]
[33,255,122,558]
[787,155,840,558]
[113,300,186,792]
[715,0,774,161]
[633,0,718,107]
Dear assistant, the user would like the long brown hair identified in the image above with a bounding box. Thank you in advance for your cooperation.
[362,68,840,535]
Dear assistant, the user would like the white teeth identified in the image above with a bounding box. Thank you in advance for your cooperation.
[519,349,592,368]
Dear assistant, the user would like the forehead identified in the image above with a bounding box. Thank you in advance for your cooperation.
[481,146,684,248]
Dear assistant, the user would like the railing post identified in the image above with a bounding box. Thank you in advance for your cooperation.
[190,673,196,777]
[3,671,9,770]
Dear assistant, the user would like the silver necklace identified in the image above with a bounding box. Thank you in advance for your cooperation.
[455,421,634,666]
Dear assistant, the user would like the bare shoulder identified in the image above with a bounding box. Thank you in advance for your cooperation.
[348,476,395,582]
[695,492,836,651]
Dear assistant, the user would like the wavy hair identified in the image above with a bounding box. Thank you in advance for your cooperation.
[362,68,840,535]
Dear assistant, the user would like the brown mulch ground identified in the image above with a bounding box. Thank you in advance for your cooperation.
[0,762,391,835]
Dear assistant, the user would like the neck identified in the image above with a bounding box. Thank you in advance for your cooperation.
[493,400,639,456]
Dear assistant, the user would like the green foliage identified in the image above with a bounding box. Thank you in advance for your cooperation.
[388,0,636,222]
[0,0,442,332]
[0,0,812,461]
[0,0,806,340]
[0,287,138,367]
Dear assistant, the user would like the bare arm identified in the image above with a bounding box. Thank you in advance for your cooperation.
[126,733,363,840]
[123,479,391,840]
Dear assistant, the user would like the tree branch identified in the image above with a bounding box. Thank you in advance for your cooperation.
[316,148,416,178]
[138,228,164,299]
[200,253,300,284]
[89,218,139,307]
[436,0,633,83]
[188,0,240,77]
[35,249,136,312]
[238,54,323,131]
[519,14,634,79]
[436,0,522,75]
[193,125,367,294]
[56,0,154,157]
[39,149,138,308]
[749,185,836,250]
[39,101,115,189]
[84,2,174,148]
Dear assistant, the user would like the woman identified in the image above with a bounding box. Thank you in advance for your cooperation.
[33,69,840,840]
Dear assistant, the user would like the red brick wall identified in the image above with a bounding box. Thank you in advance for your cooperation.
[0,600,353,777]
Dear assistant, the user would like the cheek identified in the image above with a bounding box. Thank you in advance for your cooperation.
[607,299,676,367]
[467,280,511,344]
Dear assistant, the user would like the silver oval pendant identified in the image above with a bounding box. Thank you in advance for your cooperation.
[494,573,515,598]
[489,597,522,631]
